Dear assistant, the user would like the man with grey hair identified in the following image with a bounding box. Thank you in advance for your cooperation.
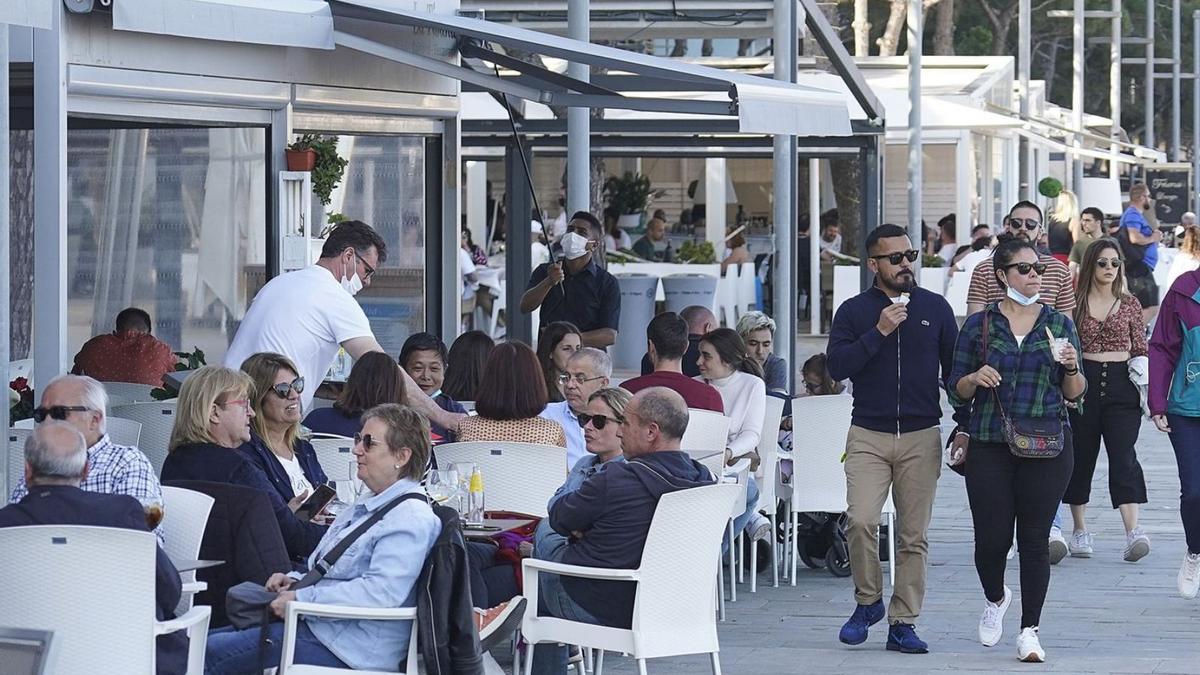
[529,387,715,675]
[9,375,163,540]
[0,422,187,674]
[540,347,612,467]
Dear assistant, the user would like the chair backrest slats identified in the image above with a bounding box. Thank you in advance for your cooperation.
[310,438,356,483]
[788,395,854,513]
[433,442,568,517]
[108,401,177,475]
[161,486,215,614]
[680,409,730,460]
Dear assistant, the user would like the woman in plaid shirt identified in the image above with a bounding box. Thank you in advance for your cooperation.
[947,237,1087,663]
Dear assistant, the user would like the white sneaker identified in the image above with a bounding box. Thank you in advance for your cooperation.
[1016,626,1045,662]
[747,513,772,542]
[978,585,1011,647]
[1068,530,1093,558]
[1048,527,1068,565]
[1178,552,1200,599]
[1123,529,1151,562]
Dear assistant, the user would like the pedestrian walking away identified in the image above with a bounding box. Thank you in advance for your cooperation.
[1065,238,1151,562]
[827,224,959,655]
[948,237,1087,663]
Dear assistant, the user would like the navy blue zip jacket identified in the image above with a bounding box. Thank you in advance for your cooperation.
[826,285,958,434]
[238,431,328,503]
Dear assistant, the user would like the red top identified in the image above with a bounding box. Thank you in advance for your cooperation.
[71,331,178,387]
[620,371,726,413]
[1077,295,1148,356]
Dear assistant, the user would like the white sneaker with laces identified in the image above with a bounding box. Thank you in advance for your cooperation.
[978,585,1011,647]
[747,513,772,542]
[1178,552,1200,599]
[1017,627,1045,662]
[1069,530,1093,558]
[1123,528,1151,562]
[1048,527,1068,565]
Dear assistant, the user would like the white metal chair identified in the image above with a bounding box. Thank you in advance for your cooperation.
[105,417,143,449]
[715,265,739,327]
[751,396,786,592]
[102,382,159,407]
[736,261,757,317]
[0,526,210,674]
[108,401,177,474]
[0,627,58,675]
[945,270,971,318]
[517,483,741,675]
[280,600,419,674]
[310,437,356,483]
[681,409,731,460]
[160,486,215,616]
[486,283,506,339]
[12,418,33,430]
[434,442,568,517]
[6,428,34,498]
[716,459,750,618]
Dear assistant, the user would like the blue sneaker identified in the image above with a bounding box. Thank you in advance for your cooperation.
[886,623,929,654]
[838,600,885,645]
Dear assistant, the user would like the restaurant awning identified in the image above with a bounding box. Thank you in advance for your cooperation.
[0,0,52,29]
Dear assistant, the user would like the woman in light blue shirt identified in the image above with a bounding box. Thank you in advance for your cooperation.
[205,404,441,673]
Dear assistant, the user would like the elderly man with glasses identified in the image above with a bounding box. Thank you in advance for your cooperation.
[539,348,612,467]
[966,201,1076,317]
[7,374,163,541]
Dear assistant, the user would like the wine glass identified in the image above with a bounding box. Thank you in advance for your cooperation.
[427,470,455,505]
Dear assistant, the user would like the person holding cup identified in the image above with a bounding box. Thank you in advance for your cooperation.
[948,236,1086,663]
[1065,238,1151,562]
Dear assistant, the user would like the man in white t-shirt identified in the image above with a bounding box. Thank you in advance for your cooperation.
[224,221,464,430]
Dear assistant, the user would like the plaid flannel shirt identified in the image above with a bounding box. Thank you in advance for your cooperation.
[947,303,1083,443]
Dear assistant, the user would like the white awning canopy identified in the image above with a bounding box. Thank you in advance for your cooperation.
[0,0,52,29]
[113,0,335,50]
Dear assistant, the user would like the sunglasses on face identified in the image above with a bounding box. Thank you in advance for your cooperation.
[869,249,919,265]
[32,406,90,423]
[1008,218,1042,231]
[270,377,305,399]
[354,251,376,280]
[577,412,624,430]
[1003,261,1048,276]
[354,432,381,450]
[1095,258,1122,270]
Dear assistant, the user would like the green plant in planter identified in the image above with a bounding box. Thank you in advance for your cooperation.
[675,240,717,264]
[288,134,349,206]
[151,347,207,400]
[832,257,860,266]
[603,172,657,216]
[922,253,946,268]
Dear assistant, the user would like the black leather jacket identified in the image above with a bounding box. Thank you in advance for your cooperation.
[415,503,484,675]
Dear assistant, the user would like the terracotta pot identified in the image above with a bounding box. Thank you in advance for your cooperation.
[285,148,317,171]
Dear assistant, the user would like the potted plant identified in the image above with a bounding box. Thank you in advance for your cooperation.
[603,172,658,230]
[151,347,207,400]
[286,134,349,206]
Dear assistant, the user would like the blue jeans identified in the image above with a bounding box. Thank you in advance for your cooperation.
[533,518,569,562]
[529,542,602,675]
[722,475,761,555]
[204,620,346,674]
[1168,414,1200,553]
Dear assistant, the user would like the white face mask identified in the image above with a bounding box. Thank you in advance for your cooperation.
[1005,285,1040,306]
[341,257,364,297]
[561,232,591,261]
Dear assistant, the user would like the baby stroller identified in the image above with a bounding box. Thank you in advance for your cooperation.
[776,502,851,577]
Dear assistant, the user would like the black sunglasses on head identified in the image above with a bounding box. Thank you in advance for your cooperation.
[1008,218,1042,231]
[869,250,919,265]
[32,406,91,423]
[1003,261,1048,276]
[577,412,624,430]
[270,377,305,399]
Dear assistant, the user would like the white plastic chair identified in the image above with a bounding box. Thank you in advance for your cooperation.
[0,627,57,675]
[160,486,215,616]
[0,525,210,674]
[717,459,750,618]
[751,396,786,591]
[108,401,177,474]
[103,382,159,407]
[434,442,568,517]
[715,266,739,327]
[9,359,32,385]
[309,437,356,483]
[105,417,143,449]
[12,418,33,430]
[945,271,971,318]
[517,483,741,675]
[487,283,506,339]
[280,600,419,674]
[681,409,731,459]
[737,261,757,317]
[6,428,34,498]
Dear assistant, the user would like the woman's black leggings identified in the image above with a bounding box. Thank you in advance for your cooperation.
[1065,360,1147,508]
[965,434,1074,628]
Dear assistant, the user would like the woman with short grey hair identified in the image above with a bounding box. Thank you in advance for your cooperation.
[736,311,789,394]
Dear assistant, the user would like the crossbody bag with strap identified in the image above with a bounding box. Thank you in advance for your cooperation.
[980,312,1066,459]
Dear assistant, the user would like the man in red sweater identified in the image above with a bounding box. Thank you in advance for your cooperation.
[71,307,177,387]
[621,312,724,413]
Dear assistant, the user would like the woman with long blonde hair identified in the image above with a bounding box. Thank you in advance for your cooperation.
[1167,224,1200,291]
[1048,189,1079,265]
[1068,238,1151,562]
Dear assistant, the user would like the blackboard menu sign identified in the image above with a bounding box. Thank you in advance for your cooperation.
[1146,164,1192,225]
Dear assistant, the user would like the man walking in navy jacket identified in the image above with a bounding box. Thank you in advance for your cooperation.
[827,224,959,654]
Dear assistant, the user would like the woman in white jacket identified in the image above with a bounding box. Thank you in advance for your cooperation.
[696,327,771,542]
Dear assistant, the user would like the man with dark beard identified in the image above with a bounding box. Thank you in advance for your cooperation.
[826,224,959,655]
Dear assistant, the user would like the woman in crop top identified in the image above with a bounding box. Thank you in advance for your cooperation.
[1067,238,1151,562]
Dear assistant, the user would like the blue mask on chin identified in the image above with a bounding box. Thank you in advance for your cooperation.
[1005,285,1041,306]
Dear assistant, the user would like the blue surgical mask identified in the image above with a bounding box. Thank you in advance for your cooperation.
[1005,285,1041,307]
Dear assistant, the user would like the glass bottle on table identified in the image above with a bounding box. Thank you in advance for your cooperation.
[467,466,485,524]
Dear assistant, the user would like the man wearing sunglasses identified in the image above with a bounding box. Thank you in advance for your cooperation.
[539,348,612,467]
[1120,182,1162,324]
[826,224,959,655]
[8,375,163,541]
[966,202,1075,317]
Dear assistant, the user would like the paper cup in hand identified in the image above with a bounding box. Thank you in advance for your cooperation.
[1050,337,1070,362]
[891,293,910,306]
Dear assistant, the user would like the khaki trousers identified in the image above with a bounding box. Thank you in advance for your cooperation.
[844,425,942,624]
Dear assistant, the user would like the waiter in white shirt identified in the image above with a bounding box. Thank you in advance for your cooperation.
[224,220,464,430]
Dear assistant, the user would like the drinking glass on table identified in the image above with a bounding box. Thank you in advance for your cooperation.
[451,462,476,518]
[142,500,164,530]
[427,469,460,507]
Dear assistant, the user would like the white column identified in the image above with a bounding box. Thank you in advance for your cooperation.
[567,0,590,214]
[1071,0,1084,192]
[33,5,68,388]
[809,158,821,336]
[704,157,727,255]
[1,25,11,439]
[1110,0,1121,178]
[1018,0,1032,198]
[466,160,487,250]
[773,0,797,370]
[907,0,923,274]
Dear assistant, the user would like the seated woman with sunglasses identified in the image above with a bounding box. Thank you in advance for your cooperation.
[162,366,327,560]
[238,353,329,512]
[947,237,1086,662]
[456,342,567,447]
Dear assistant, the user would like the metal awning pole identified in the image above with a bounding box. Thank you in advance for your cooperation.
[1194,11,1199,215]
[1110,0,1121,179]
[566,0,590,217]
[1019,0,1032,198]
[773,0,797,386]
[1072,0,1084,192]
[907,0,922,269]
[1,25,11,450]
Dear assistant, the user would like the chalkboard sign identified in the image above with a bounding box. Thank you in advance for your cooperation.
[1145,164,1192,225]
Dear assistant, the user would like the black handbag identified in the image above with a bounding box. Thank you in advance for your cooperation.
[981,314,1066,459]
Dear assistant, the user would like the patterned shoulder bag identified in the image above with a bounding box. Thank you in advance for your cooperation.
[981,313,1066,459]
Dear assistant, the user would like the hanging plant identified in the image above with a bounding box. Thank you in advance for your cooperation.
[150,347,207,400]
[287,134,349,206]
